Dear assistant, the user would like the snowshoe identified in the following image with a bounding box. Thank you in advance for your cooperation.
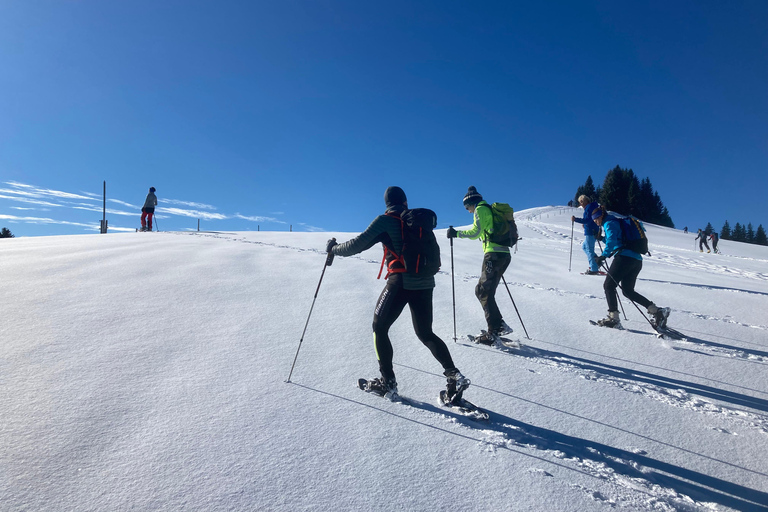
[357,377,399,401]
[438,391,490,421]
[467,330,498,346]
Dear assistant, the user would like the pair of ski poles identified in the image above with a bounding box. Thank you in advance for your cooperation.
[449,227,530,342]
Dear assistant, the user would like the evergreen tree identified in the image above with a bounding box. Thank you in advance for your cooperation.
[627,174,641,217]
[721,220,731,240]
[705,222,714,235]
[0,227,14,238]
[600,166,632,215]
[746,223,755,244]
[637,178,655,221]
[574,175,597,204]
[755,225,768,246]
[578,167,674,227]
[733,223,745,242]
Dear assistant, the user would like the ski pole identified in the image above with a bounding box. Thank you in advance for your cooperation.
[501,275,530,340]
[450,228,457,343]
[286,244,335,383]
[568,220,574,272]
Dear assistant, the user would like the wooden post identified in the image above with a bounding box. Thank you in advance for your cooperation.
[100,181,108,233]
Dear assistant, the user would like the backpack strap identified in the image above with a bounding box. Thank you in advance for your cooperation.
[378,212,406,279]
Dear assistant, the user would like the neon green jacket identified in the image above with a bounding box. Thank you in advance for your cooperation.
[457,201,510,254]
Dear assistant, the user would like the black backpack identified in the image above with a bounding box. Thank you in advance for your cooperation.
[380,208,441,278]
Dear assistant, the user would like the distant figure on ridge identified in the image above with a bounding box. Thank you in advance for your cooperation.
[683,226,688,234]
[571,194,601,275]
[709,231,720,254]
[591,206,671,330]
[695,228,710,253]
[326,186,473,408]
[141,187,157,232]
[447,186,514,345]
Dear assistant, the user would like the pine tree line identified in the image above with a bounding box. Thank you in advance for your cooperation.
[0,227,15,238]
[719,220,767,246]
[574,166,674,228]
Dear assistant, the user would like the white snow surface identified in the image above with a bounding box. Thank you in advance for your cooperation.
[2,206,767,512]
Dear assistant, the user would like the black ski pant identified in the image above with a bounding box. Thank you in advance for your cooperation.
[698,238,710,251]
[476,252,511,332]
[604,255,652,312]
[372,276,456,382]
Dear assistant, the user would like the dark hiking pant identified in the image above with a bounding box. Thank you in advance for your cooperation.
[372,276,455,382]
[476,252,511,332]
[604,255,652,312]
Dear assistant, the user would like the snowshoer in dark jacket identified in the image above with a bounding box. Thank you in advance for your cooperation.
[592,206,670,330]
[571,195,601,274]
[327,186,470,403]
[709,232,720,254]
[141,187,157,232]
[695,229,710,253]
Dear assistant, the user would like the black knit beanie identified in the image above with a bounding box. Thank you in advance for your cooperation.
[463,186,483,207]
[384,186,407,208]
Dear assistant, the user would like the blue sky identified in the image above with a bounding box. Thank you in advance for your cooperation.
[1,1,766,237]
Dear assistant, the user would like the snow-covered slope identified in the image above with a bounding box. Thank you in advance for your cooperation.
[2,206,767,511]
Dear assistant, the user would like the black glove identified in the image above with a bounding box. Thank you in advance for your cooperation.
[447,227,457,239]
[326,238,337,253]
[595,255,606,267]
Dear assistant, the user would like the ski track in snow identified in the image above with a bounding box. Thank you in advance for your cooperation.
[362,387,744,512]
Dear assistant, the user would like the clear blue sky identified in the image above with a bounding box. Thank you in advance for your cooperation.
[1,0,766,236]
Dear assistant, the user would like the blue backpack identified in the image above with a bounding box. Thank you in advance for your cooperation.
[612,213,650,255]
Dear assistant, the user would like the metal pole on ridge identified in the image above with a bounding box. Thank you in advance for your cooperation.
[286,245,336,383]
[569,220,574,272]
[450,227,457,343]
[501,276,530,340]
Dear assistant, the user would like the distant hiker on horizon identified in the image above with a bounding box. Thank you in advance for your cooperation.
[695,228,710,253]
[709,231,720,254]
[571,194,601,275]
[326,186,472,406]
[683,226,688,234]
[141,187,157,232]
[447,186,513,345]
[591,206,670,330]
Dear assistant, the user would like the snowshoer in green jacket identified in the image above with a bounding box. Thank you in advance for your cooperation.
[327,186,470,403]
[447,186,513,345]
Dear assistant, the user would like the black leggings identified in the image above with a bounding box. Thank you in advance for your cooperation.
[604,255,652,311]
[372,277,455,381]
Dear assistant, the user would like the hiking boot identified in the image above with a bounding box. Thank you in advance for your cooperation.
[585,269,601,275]
[495,320,514,336]
[596,311,622,329]
[649,306,671,329]
[365,377,399,399]
[444,369,470,403]
[471,330,498,346]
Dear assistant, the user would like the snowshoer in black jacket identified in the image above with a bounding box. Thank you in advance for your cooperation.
[327,186,470,403]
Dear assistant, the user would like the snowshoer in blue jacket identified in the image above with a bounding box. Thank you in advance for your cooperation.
[571,195,601,274]
[447,186,513,345]
[592,206,670,329]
